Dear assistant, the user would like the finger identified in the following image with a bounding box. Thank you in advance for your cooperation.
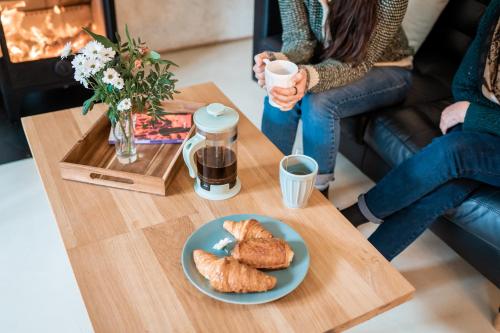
[254,54,263,66]
[280,102,297,111]
[253,69,264,77]
[254,52,268,66]
[258,79,266,88]
[270,97,291,108]
[439,120,447,134]
[272,86,297,97]
[253,63,265,73]
[270,90,299,103]
[255,72,264,80]
[254,74,264,83]
[448,118,458,131]
[292,72,303,84]
[272,94,298,109]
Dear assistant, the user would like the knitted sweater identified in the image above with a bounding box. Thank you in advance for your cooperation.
[273,0,413,93]
[452,0,500,137]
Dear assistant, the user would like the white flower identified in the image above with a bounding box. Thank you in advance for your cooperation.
[84,57,104,75]
[98,47,116,63]
[81,41,104,57]
[101,68,124,90]
[60,42,72,59]
[71,54,85,71]
[102,68,120,85]
[74,70,89,88]
[117,98,132,112]
[114,77,124,90]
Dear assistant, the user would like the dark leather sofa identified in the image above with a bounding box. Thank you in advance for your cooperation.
[253,0,499,287]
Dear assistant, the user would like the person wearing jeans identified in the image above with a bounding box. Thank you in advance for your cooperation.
[356,126,500,260]
[342,0,500,260]
[254,0,414,192]
[262,67,412,189]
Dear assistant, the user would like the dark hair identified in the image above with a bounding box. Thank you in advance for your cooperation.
[322,0,378,64]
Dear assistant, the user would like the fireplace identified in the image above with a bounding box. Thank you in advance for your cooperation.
[0,0,117,120]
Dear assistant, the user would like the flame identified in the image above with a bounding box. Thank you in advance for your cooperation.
[0,2,93,63]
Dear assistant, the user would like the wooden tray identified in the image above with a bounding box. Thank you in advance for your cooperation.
[59,100,203,195]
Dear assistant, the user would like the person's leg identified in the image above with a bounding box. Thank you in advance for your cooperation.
[368,178,480,260]
[261,96,301,155]
[358,130,500,222]
[300,67,412,189]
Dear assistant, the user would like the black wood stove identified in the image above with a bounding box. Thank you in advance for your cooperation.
[0,0,117,120]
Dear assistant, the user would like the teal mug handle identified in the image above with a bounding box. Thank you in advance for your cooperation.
[182,133,206,178]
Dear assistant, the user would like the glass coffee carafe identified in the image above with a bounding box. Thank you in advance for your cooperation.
[183,103,241,200]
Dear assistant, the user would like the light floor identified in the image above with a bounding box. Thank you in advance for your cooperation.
[0,39,498,333]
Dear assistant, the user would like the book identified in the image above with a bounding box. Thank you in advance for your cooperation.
[109,112,193,144]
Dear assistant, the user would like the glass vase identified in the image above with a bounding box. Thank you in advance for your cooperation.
[113,111,137,164]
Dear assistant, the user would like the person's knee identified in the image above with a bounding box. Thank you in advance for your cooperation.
[428,132,474,176]
[302,92,340,119]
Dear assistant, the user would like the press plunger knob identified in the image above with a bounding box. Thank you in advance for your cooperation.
[207,103,225,117]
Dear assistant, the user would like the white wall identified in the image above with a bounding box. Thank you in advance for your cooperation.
[115,0,254,52]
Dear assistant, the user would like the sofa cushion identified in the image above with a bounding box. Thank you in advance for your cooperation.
[403,72,453,106]
[402,0,449,52]
[447,186,500,248]
[364,100,448,167]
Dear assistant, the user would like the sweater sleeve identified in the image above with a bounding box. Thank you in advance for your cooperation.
[302,0,408,93]
[274,0,317,64]
[452,0,500,136]
[463,103,500,135]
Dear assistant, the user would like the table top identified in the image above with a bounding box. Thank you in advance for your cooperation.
[22,82,414,333]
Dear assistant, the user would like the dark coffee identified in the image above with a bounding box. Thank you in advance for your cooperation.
[195,147,237,187]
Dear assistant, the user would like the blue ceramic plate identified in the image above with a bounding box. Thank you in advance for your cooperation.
[181,214,310,304]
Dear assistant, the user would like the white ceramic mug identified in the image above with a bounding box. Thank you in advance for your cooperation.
[265,60,298,110]
[279,154,318,208]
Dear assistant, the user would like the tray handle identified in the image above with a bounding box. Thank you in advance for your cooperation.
[89,172,135,185]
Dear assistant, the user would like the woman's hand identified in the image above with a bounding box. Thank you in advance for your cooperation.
[253,52,272,88]
[270,69,308,111]
[439,101,470,134]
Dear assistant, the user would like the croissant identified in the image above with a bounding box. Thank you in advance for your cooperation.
[232,238,294,269]
[223,219,273,241]
[193,250,277,293]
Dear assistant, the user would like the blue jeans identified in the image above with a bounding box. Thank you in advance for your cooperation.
[360,127,500,260]
[262,67,412,189]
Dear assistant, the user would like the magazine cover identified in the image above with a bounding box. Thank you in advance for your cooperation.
[109,113,193,144]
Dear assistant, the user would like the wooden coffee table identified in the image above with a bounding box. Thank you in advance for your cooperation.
[22,82,414,332]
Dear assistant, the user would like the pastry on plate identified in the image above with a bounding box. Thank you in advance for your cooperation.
[193,249,277,293]
[232,238,294,269]
[223,219,273,241]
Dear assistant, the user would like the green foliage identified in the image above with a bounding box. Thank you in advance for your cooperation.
[79,25,178,125]
[82,94,97,115]
[82,28,117,51]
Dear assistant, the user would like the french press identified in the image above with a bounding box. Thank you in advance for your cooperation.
[182,103,241,200]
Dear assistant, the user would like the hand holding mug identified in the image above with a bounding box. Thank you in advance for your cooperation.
[253,52,272,88]
[270,69,308,111]
[264,60,300,111]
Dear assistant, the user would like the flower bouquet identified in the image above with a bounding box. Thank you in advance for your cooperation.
[61,27,178,164]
